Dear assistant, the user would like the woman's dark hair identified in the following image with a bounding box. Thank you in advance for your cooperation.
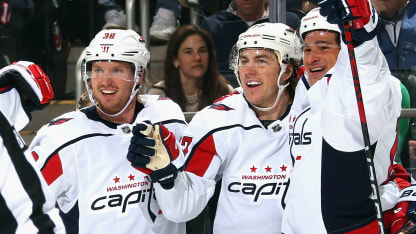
[163,24,230,111]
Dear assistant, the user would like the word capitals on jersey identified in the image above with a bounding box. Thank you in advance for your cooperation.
[89,173,154,216]
[227,163,290,204]
[288,112,312,146]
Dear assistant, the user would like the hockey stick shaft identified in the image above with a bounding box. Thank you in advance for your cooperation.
[343,21,385,233]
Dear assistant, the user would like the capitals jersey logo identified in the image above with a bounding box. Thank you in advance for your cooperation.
[48,118,73,126]
[89,173,152,216]
[209,103,234,111]
[289,109,312,146]
[228,163,290,205]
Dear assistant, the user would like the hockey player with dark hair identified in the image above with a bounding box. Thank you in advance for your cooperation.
[0,61,65,233]
[281,0,414,233]
[29,29,187,234]
[126,22,301,233]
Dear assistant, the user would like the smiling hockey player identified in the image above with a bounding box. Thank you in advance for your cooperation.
[126,22,301,234]
[281,0,407,232]
[29,29,187,234]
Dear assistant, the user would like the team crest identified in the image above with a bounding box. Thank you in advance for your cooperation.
[49,118,73,126]
[209,103,234,111]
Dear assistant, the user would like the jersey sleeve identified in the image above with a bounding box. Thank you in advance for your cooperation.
[153,111,222,222]
[29,124,79,213]
[321,38,402,151]
[320,37,402,184]
[0,111,65,233]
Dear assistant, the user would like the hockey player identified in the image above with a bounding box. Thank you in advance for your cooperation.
[0,61,65,233]
[29,29,187,234]
[285,6,416,233]
[281,0,410,233]
[126,22,301,233]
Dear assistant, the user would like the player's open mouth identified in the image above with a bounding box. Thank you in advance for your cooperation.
[101,89,116,95]
[246,81,262,88]
[310,67,325,73]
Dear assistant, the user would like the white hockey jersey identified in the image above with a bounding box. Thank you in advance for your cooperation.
[281,38,402,233]
[154,91,293,234]
[0,87,65,234]
[29,95,187,234]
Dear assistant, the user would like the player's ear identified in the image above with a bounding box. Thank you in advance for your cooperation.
[281,64,294,85]
[137,69,147,85]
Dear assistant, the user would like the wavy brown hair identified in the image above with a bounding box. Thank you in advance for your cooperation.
[163,24,231,111]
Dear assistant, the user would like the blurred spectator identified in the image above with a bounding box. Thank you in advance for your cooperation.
[373,0,416,69]
[103,8,127,29]
[97,0,125,31]
[200,0,301,87]
[150,0,182,42]
[17,0,72,99]
[148,24,233,112]
[409,125,416,160]
[301,0,318,13]
[286,0,318,15]
[0,0,15,67]
[0,0,34,67]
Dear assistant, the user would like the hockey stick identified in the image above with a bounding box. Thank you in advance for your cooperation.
[343,21,385,233]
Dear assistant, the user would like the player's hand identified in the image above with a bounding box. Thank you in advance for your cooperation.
[319,0,379,42]
[0,61,54,111]
[127,122,179,189]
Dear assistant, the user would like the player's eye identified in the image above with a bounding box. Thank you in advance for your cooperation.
[318,46,329,52]
[112,69,123,74]
[93,68,103,73]
[257,59,269,65]
[302,47,311,54]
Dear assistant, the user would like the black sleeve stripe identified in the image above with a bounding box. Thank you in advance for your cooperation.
[183,124,262,170]
[0,194,18,233]
[0,111,56,232]
[40,133,113,171]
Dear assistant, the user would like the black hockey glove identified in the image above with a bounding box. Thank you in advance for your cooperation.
[127,123,179,189]
[0,61,54,114]
[319,0,380,46]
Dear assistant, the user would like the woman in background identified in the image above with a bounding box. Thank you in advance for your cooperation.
[148,24,233,112]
